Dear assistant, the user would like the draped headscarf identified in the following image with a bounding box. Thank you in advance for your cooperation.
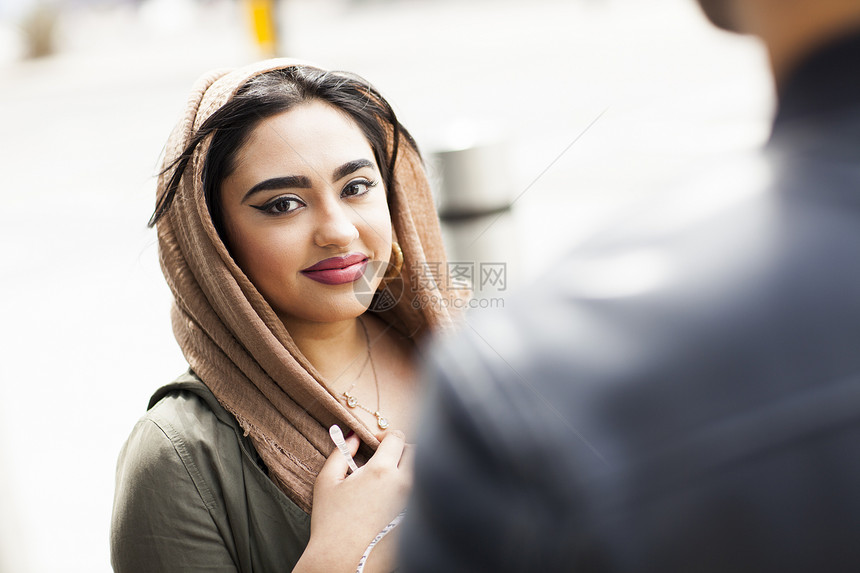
[154,59,463,513]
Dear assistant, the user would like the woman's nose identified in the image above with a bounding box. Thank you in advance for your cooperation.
[313,201,359,248]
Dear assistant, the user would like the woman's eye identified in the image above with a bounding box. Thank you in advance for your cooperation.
[254,196,303,215]
[342,179,377,198]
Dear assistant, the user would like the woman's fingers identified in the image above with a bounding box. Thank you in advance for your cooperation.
[343,432,360,455]
[318,432,360,482]
[368,430,406,468]
[319,428,409,485]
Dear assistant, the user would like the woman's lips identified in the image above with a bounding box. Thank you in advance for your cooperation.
[301,254,369,285]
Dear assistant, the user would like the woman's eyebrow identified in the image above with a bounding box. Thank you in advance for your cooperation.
[242,175,311,203]
[332,159,374,181]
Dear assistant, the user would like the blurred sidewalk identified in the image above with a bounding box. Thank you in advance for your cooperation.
[0,1,771,571]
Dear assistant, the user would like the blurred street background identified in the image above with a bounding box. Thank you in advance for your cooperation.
[0,0,772,571]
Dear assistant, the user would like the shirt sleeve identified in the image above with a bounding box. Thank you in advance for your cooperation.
[110,417,239,573]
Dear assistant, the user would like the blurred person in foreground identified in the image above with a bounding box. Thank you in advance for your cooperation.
[400,0,860,571]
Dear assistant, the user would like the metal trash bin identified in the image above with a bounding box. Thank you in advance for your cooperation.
[430,127,517,298]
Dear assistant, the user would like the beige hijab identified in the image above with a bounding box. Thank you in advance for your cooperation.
[155,59,462,513]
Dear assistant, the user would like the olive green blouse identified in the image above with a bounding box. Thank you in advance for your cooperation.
[111,371,311,572]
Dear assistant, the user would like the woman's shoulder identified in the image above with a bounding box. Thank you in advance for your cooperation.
[131,372,219,441]
[113,372,257,571]
[112,371,311,572]
[147,369,230,424]
[119,371,247,475]
[116,371,302,517]
[117,374,218,481]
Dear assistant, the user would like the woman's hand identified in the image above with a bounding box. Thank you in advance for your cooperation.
[293,430,413,573]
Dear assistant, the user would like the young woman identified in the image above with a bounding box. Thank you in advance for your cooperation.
[111,60,465,572]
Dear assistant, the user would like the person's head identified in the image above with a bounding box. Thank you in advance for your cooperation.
[695,0,860,86]
[151,66,414,327]
[695,0,744,33]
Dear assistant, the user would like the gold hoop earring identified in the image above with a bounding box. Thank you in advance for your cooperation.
[381,242,403,287]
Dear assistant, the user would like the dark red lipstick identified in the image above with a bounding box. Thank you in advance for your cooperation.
[301,253,368,285]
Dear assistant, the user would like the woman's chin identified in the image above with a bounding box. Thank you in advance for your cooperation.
[275,298,375,327]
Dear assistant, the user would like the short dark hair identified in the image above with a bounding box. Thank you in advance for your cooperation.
[149,66,417,242]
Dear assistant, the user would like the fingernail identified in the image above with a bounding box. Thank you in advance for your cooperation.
[345,430,354,438]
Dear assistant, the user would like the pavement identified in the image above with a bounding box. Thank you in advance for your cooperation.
[0,0,772,571]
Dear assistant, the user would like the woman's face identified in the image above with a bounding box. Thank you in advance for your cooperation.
[220,99,393,327]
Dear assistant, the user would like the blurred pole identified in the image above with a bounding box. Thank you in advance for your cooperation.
[431,129,518,298]
[244,0,280,57]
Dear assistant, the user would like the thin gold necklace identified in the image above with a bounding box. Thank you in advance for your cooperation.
[342,318,390,430]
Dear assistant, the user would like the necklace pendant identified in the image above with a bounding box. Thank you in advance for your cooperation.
[375,413,390,430]
[344,393,358,408]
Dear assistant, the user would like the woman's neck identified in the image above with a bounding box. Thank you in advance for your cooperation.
[284,315,369,385]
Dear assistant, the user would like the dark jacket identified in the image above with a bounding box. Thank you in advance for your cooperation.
[111,371,311,572]
[401,31,860,573]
